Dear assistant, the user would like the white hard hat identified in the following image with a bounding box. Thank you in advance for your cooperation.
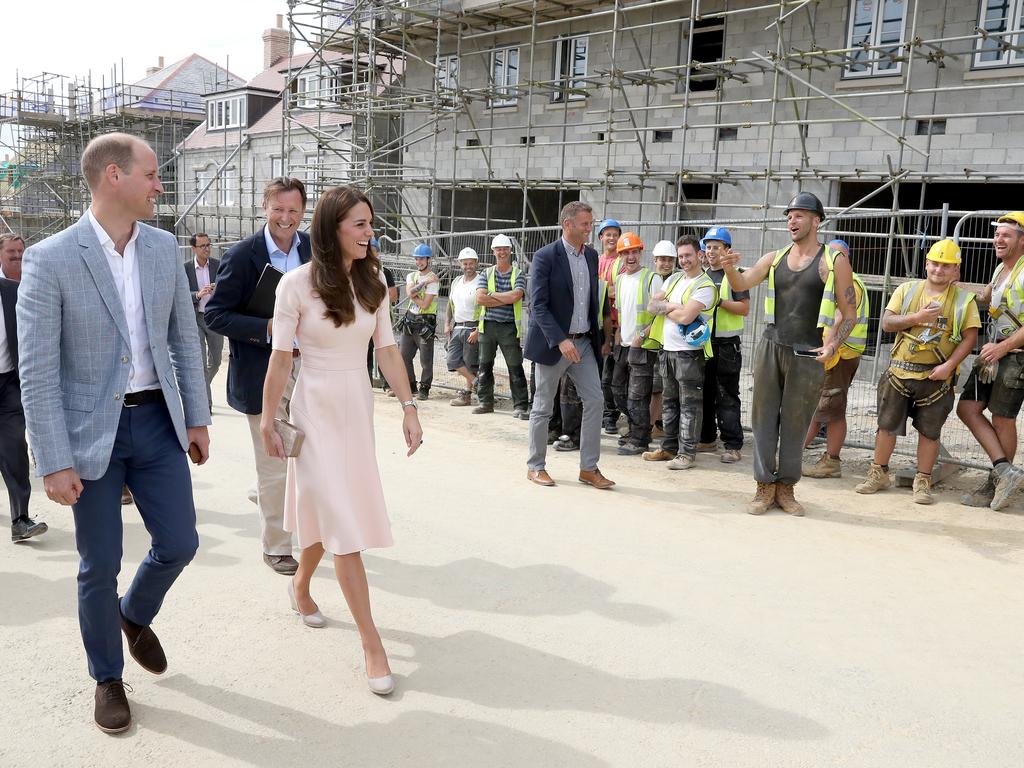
[491,234,513,250]
[457,247,479,261]
[652,240,676,258]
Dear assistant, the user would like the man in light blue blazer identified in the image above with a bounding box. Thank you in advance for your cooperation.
[17,133,211,734]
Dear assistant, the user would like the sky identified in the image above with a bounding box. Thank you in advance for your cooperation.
[3,0,302,88]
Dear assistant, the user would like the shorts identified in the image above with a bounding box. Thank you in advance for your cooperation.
[812,354,860,423]
[446,325,479,372]
[876,370,953,440]
[959,351,1024,419]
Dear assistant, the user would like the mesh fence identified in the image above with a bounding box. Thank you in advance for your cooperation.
[377,208,1013,469]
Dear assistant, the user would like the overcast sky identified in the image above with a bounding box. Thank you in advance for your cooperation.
[3,0,302,88]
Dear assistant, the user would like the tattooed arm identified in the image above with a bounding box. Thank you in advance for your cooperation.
[815,252,857,362]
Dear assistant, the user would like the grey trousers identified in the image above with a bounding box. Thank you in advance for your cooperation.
[751,336,825,486]
[196,311,224,410]
[527,338,603,472]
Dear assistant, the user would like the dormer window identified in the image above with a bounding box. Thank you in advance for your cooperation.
[207,95,246,130]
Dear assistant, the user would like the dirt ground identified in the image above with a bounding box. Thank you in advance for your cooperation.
[2,378,1024,767]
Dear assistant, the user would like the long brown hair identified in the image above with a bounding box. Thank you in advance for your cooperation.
[310,186,386,327]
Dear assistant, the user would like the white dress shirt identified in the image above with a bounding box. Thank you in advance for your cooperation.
[194,258,213,312]
[88,209,159,392]
[0,293,13,374]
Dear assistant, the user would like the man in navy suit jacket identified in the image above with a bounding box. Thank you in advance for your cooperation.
[524,201,614,490]
[205,177,310,575]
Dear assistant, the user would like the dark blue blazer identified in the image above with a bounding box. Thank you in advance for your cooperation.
[523,239,602,366]
[204,226,311,414]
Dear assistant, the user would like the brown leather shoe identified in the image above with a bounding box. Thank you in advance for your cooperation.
[121,486,133,506]
[94,680,132,734]
[578,468,615,490]
[527,469,556,486]
[120,611,167,675]
[263,553,299,575]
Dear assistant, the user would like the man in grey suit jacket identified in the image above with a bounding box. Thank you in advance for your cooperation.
[183,232,222,411]
[18,133,211,734]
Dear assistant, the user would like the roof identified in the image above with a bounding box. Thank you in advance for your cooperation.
[134,54,245,98]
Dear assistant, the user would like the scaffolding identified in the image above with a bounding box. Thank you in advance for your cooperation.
[0,70,206,243]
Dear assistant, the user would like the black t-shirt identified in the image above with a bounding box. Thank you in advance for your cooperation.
[382,267,396,288]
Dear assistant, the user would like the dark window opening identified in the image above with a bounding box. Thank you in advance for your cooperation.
[466,138,481,147]
[653,129,674,143]
[519,136,537,145]
[717,126,738,141]
[678,18,725,93]
[915,119,946,136]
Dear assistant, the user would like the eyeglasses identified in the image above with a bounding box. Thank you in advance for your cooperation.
[195,243,212,249]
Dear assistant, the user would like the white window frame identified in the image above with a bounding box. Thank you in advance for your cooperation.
[437,55,459,91]
[974,0,1024,68]
[270,156,284,180]
[206,95,246,130]
[304,153,321,202]
[296,73,319,108]
[552,36,588,103]
[219,167,238,207]
[843,0,908,78]
[195,166,213,206]
[489,46,520,108]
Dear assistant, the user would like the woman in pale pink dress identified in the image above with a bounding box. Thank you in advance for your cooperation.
[260,185,423,696]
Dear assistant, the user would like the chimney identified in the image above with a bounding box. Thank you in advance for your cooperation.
[263,15,290,70]
[145,56,165,77]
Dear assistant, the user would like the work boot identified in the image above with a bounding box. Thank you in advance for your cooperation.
[449,390,471,407]
[748,482,776,515]
[642,448,673,462]
[802,452,842,479]
[774,482,805,516]
[472,404,494,415]
[417,387,430,401]
[912,473,934,505]
[602,420,619,436]
[651,421,665,439]
[855,463,891,494]
[991,463,1024,511]
[666,454,695,470]
[696,441,717,453]
[961,471,996,508]
[617,442,647,456]
[720,448,742,464]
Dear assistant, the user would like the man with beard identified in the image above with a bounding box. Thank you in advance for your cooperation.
[719,192,856,516]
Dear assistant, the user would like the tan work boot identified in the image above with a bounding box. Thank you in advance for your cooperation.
[696,441,717,453]
[642,448,673,461]
[747,481,776,515]
[449,389,472,407]
[855,463,891,494]
[802,452,841,478]
[720,448,742,464]
[666,454,695,470]
[912,472,934,505]
[775,482,805,516]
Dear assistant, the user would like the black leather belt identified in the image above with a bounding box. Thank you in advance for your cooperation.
[454,321,476,327]
[567,332,589,339]
[124,389,164,408]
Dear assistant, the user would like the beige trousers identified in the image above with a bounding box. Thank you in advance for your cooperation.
[245,358,299,555]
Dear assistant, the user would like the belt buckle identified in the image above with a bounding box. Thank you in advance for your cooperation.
[123,396,139,408]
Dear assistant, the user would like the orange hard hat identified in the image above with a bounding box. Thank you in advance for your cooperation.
[616,231,644,253]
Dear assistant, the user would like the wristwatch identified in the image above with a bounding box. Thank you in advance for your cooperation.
[400,400,418,410]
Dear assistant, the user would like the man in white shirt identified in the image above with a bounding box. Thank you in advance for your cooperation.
[0,233,25,282]
[183,232,222,413]
[643,235,717,469]
[609,232,664,455]
[444,248,480,406]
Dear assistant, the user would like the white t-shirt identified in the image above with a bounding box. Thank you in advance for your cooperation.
[662,274,715,352]
[449,274,480,323]
[617,271,663,344]
[406,271,440,315]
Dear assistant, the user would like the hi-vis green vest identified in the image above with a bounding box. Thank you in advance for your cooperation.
[990,256,1024,328]
[614,267,656,342]
[598,278,609,328]
[713,268,745,338]
[897,280,976,346]
[764,244,840,334]
[407,271,438,315]
[477,265,522,337]
[825,272,871,353]
[647,271,719,357]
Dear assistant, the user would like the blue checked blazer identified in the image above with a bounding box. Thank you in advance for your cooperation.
[17,214,210,481]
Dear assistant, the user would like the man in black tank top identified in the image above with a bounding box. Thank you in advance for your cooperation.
[719,192,856,517]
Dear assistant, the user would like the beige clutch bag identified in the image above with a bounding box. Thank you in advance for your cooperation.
[274,418,305,457]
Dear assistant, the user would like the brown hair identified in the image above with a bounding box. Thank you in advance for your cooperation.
[559,200,593,225]
[263,177,307,208]
[675,234,701,251]
[310,185,386,327]
[81,133,141,190]
[0,233,25,248]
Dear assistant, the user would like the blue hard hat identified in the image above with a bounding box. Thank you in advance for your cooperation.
[598,219,622,236]
[678,319,711,347]
[700,226,732,250]
[828,238,850,253]
[412,243,432,258]
[369,237,379,249]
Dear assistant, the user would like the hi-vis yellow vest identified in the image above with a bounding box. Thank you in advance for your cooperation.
[614,267,656,341]
[763,244,837,329]
[598,278,608,328]
[896,280,977,350]
[990,256,1024,331]
[647,272,718,357]
[713,269,745,338]
[477,265,522,337]
[407,271,438,315]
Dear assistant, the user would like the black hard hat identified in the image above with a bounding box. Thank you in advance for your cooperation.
[784,192,825,220]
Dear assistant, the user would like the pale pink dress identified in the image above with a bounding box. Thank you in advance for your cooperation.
[272,264,395,555]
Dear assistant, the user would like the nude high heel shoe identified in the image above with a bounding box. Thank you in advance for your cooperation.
[364,650,395,695]
[287,580,326,628]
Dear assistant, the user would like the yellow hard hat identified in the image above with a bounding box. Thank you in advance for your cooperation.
[993,212,1024,232]
[926,238,961,265]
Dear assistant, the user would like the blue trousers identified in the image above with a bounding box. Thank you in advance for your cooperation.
[72,402,198,682]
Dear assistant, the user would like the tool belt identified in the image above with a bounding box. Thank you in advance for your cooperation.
[889,360,935,373]
[396,311,437,341]
[885,368,951,407]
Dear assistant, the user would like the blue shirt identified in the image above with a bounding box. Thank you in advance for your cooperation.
[263,225,302,274]
[561,237,591,333]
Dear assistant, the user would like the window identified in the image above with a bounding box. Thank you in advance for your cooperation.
[304,153,321,202]
[975,0,1024,68]
[653,130,674,143]
[219,167,238,207]
[845,0,907,77]
[677,18,725,93]
[270,156,284,180]
[437,55,459,90]
[206,95,246,130]
[717,127,738,141]
[552,36,588,102]
[296,73,319,108]
[195,167,212,206]
[490,46,520,107]
[915,119,946,135]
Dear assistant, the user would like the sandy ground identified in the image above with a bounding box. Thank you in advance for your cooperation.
[2,375,1024,768]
